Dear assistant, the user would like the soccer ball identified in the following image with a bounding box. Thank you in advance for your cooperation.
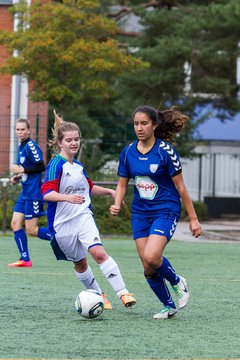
[75,289,104,319]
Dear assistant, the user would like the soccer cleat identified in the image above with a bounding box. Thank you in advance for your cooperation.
[153,306,178,320]
[120,293,136,307]
[101,293,113,310]
[172,276,190,309]
[8,259,32,268]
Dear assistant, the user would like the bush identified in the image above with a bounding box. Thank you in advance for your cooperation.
[0,183,208,234]
[181,201,209,221]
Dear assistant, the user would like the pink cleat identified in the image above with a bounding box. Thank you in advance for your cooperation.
[8,259,32,268]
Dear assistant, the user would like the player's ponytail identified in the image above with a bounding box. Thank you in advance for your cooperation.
[49,110,81,152]
[132,105,189,143]
[155,108,189,142]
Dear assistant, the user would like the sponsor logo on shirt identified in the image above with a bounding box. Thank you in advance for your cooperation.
[139,157,148,160]
[150,164,158,173]
[65,186,85,194]
[20,156,25,164]
[135,176,158,200]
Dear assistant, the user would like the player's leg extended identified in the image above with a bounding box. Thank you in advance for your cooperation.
[136,236,177,308]
[148,217,190,309]
[25,200,51,240]
[89,245,136,307]
[8,211,32,267]
[74,258,103,294]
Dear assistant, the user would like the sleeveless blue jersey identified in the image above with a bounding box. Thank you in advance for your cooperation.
[118,138,182,218]
[17,138,44,200]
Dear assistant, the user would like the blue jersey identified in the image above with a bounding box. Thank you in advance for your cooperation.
[118,138,182,219]
[17,138,44,200]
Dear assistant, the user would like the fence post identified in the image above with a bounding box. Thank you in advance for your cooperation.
[0,178,10,234]
[36,113,39,144]
[212,153,216,197]
[198,154,203,201]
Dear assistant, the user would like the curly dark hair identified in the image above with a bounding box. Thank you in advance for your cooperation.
[132,105,189,142]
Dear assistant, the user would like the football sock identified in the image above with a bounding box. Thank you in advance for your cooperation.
[38,227,51,240]
[74,266,102,294]
[155,256,180,286]
[14,229,30,261]
[145,272,176,309]
[99,256,128,297]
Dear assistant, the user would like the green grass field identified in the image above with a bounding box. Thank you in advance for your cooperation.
[0,233,240,360]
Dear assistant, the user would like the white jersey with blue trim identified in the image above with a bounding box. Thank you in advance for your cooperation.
[41,155,94,233]
[118,138,182,218]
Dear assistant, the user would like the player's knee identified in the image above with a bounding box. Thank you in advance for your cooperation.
[144,253,159,268]
[25,225,38,237]
[11,219,21,232]
[89,246,108,264]
[74,258,87,272]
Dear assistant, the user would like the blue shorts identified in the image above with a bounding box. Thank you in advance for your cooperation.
[14,194,46,220]
[131,214,178,241]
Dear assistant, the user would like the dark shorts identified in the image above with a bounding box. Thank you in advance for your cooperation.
[14,194,46,220]
[131,214,178,241]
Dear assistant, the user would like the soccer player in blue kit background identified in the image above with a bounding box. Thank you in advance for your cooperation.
[110,105,202,319]
[8,118,51,268]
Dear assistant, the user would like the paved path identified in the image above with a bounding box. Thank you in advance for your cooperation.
[173,219,240,243]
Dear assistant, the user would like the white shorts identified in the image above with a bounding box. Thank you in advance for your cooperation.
[52,212,102,262]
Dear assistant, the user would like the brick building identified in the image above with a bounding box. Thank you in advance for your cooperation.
[0,0,48,177]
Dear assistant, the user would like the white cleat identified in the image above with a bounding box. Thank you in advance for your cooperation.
[172,276,190,309]
[154,306,178,320]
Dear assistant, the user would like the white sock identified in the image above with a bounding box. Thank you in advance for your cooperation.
[99,257,128,297]
[74,266,102,294]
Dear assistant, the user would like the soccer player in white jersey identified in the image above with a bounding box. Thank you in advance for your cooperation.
[41,111,136,310]
[110,105,202,319]
[8,119,51,268]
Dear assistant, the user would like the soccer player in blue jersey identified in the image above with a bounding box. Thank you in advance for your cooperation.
[8,119,51,268]
[110,105,202,319]
[41,111,136,310]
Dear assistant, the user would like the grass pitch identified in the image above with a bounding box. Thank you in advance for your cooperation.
[0,233,240,359]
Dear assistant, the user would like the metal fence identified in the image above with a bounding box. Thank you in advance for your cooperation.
[182,153,240,201]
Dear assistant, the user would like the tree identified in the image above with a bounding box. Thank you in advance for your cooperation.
[0,0,147,113]
[112,0,240,118]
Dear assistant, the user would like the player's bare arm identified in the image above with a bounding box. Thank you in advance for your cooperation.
[44,191,85,204]
[172,172,202,238]
[10,164,24,173]
[91,185,115,199]
[110,177,129,216]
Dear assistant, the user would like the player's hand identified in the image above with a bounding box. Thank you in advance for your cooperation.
[189,219,202,238]
[11,174,22,185]
[10,164,24,174]
[67,195,85,204]
[110,204,121,216]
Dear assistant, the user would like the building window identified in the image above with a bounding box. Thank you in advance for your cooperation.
[0,0,13,4]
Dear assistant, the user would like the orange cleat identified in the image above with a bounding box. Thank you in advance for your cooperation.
[8,259,32,268]
[120,293,136,307]
[101,293,113,310]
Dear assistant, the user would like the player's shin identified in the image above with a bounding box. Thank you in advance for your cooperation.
[144,271,176,309]
[155,256,180,286]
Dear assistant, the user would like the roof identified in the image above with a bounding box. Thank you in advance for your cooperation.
[193,106,240,141]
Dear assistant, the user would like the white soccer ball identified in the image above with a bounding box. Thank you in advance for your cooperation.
[75,289,104,319]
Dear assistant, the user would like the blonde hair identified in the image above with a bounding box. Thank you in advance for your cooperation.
[49,110,81,152]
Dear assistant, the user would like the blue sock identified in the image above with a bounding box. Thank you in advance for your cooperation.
[38,227,51,241]
[155,257,180,286]
[145,272,176,309]
[14,229,30,261]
